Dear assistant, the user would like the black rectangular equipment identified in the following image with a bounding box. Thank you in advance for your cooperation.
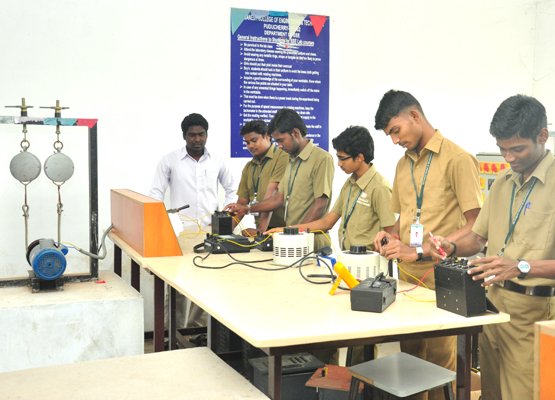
[203,234,251,254]
[434,258,487,317]
[211,211,233,235]
[249,353,323,400]
[350,276,397,313]
[254,234,273,252]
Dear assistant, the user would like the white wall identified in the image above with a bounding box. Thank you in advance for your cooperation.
[0,0,552,277]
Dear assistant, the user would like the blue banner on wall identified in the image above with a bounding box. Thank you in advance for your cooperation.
[230,8,330,157]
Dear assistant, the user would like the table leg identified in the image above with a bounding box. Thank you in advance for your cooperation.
[154,275,165,352]
[114,244,122,277]
[456,333,472,400]
[169,286,177,350]
[131,259,140,291]
[268,354,282,400]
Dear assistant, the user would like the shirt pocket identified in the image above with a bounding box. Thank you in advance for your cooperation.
[514,208,554,251]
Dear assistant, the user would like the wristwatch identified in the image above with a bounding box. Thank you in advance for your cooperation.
[517,259,531,279]
[416,246,424,262]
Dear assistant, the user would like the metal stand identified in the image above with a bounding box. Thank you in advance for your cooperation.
[28,270,65,293]
[0,114,99,287]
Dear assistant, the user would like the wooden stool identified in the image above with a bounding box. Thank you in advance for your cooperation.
[348,352,455,399]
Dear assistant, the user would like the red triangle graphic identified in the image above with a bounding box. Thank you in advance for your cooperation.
[309,15,327,37]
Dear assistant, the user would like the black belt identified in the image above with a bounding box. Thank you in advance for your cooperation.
[497,280,555,297]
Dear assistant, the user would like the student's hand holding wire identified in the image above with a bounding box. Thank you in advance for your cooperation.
[373,231,391,253]
[428,234,452,260]
[241,228,258,237]
[380,237,420,262]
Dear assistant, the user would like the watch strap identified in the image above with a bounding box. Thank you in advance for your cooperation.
[416,246,423,261]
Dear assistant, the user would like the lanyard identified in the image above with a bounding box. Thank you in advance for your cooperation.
[342,184,363,232]
[410,152,434,221]
[341,184,363,249]
[286,158,302,200]
[252,158,269,196]
[284,158,302,221]
[499,177,538,256]
[251,146,276,197]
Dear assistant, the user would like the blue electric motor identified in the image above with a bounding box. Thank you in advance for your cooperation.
[26,239,68,281]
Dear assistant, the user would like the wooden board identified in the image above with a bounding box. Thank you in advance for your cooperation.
[110,188,182,257]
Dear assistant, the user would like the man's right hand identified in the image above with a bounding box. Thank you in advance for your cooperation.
[429,235,455,260]
[224,203,249,216]
[374,231,391,252]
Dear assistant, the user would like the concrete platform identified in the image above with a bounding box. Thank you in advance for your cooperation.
[0,271,143,373]
[0,347,268,400]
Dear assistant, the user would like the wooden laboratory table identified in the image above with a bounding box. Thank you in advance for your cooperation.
[144,251,510,400]
[0,347,268,400]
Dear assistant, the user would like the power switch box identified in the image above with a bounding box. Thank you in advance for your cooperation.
[350,277,397,313]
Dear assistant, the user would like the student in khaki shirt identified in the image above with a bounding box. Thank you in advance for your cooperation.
[233,120,289,235]
[431,95,555,400]
[226,108,334,251]
[373,90,482,400]
[266,125,396,251]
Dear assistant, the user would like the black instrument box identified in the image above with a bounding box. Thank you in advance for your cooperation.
[434,259,487,317]
[249,353,323,400]
[203,234,251,254]
[351,277,397,313]
[211,211,233,235]
[254,234,273,252]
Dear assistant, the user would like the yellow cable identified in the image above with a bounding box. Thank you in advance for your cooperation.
[397,264,430,289]
[310,229,331,244]
[232,215,255,237]
[309,229,341,254]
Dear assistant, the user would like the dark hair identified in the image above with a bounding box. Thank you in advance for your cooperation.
[374,90,424,130]
[490,95,547,140]
[181,113,208,139]
[332,126,375,163]
[268,108,307,137]
[240,120,268,136]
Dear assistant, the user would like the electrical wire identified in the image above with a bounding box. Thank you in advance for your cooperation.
[397,263,431,289]
[232,215,256,237]
[178,213,210,235]
[397,266,434,294]
[60,224,113,260]
[203,233,272,249]
[297,256,335,284]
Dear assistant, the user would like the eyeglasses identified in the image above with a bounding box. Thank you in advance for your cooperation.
[337,155,353,161]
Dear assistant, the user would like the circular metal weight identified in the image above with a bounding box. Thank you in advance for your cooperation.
[10,151,42,183]
[44,152,74,183]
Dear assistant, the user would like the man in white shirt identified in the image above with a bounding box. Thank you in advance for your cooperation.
[149,113,236,331]
[149,113,236,228]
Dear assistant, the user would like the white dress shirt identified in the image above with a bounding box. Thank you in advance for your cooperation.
[149,147,237,227]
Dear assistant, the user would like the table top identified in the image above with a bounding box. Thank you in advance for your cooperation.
[109,230,206,267]
[144,250,510,349]
[0,348,268,400]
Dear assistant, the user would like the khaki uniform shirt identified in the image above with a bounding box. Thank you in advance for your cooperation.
[278,140,334,249]
[331,165,396,251]
[237,145,288,228]
[473,150,555,287]
[391,130,482,279]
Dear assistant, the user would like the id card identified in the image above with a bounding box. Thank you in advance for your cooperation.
[410,223,424,247]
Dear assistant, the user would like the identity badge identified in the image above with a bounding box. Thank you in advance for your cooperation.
[410,223,424,247]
